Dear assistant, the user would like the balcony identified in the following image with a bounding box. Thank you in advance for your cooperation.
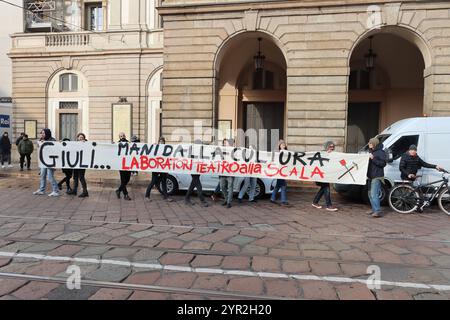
[9,29,164,57]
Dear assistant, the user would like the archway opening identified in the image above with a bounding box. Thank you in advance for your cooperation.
[347,29,427,152]
[47,70,89,141]
[215,32,287,151]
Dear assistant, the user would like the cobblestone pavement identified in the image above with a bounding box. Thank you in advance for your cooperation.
[0,173,450,300]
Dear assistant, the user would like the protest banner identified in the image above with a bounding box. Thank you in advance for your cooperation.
[39,141,370,185]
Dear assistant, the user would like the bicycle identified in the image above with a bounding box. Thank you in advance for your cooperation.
[388,169,450,215]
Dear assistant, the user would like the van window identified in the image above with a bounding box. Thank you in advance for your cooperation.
[390,135,419,160]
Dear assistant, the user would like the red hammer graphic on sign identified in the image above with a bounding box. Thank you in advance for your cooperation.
[339,159,357,182]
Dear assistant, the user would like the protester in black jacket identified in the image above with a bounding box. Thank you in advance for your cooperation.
[367,137,386,218]
[185,139,208,207]
[116,132,132,200]
[144,137,172,202]
[68,133,89,198]
[399,145,442,181]
[0,132,12,168]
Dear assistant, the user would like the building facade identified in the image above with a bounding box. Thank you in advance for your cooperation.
[9,0,450,152]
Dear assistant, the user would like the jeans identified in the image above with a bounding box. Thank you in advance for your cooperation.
[220,176,234,204]
[19,153,31,169]
[238,177,256,201]
[0,152,11,165]
[145,172,169,198]
[368,178,382,213]
[118,171,131,195]
[73,169,87,194]
[313,183,332,207]
[39,167,59,193]
[271,179,287,203]
[185,174,205,202]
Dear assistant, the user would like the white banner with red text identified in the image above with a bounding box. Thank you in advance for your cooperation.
[38,141,370,185]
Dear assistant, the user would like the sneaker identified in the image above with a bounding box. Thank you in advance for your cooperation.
[326,206,338,212]
[144,196,152,202]
[48,192,60,197]
[249,199,257,203]
[202,201,209,207]
[33,190,45,195]
[221,201,227,206]
[78,192,89,198]
[185,199,195,206]
[270,200,277,205]
[312,203,322,209]
[1,165,4,169]
[366,210,374,215]
[371,212,382,218]
[226,203,232,208]
[166,197,174,202]
[238,198,243,204]
[123,194,132,201]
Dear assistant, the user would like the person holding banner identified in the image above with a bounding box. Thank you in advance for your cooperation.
[57,139,73,194]
[0,132,12,168]
[68,133,89,198]
[367,137,387,218]
[270,140,289,206]
[116,132,132,201]
[33,129,60,197]
[185,139,209,207]
[237,145,258,204]
[312,141,338,211]
[220,138,235,208]
[144,137,173,202]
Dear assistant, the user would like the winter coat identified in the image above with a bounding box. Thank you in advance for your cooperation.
[399,153,436,180]
[367,143,386,179]
[18,138,34,155]
[0,136,11,154]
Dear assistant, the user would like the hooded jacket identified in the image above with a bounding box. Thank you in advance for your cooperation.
[367,143,386,179]
[42,128,55,141]
[0,135,11,153]
[18,138,34,155]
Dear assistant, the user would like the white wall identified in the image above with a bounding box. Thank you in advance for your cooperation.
[0,0,22,138]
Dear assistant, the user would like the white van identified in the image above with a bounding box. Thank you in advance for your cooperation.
[334,117,450,204]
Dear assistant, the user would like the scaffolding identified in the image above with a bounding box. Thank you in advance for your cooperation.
[24,0,68,32]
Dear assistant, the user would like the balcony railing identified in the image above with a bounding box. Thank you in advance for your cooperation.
[45,33,90,47]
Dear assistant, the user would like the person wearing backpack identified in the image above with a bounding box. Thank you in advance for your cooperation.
[17,134,34,171]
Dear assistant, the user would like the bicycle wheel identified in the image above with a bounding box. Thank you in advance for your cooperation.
[438,188,450,216]
[388,185,420,214]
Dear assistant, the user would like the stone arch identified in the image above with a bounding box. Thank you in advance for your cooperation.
[146,66,163,143]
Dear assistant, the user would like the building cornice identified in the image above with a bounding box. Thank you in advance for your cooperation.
[158,0,446,15]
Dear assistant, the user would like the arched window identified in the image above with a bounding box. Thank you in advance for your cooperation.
[59,73,78,92]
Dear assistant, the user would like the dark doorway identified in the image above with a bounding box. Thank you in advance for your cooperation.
[346,102,380,153]
[244,102,284,151]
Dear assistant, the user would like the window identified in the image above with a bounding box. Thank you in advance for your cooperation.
[253,70,274,90]
[85,2,103,31]
[59,73,78,92]
[390,135,419,160]
[349,69,370,90]
[112,103,132,142]
[59,101,79,109]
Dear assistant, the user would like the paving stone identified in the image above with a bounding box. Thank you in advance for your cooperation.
[430,255,450,267]
[339,249,372,262]
[303,250,339,260]
[221,256,251,270]
[281,260,310,274]
[0,278,27,296]
[75,246,111,257]
[300,281,338,300]
[102,248,138,259]
[132,249,163,262]
[156,272,197,288]
[128,291,169,300]
[413,292,448,300]
[336,283,376,300]
[32,232,64,240]
[89,288,132,300]
[45,284,99,300]
[12,281,60,299]
[157,239,184,249]
[159,253,194,266]
[129,229,158,239]
[0,229,20,237]
[192,275,228,291]
[83,234,114,244]
[227,277,264,295]
[85,264,132,282]
[191,255,223,268]
[130,238,159,248]
[309,261,341,276]
[265,279,300,298]
[241,245,268,255]
[123,271,161,285]
[376,289,413,300]
[25,261,71,277]
[25,243,61,253]
[55,232,89,242]
[182,241,212,251]
[228,235,256,246]
[252,256,281,272]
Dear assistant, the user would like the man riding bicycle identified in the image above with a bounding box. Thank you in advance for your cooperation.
[399,145,442,181]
